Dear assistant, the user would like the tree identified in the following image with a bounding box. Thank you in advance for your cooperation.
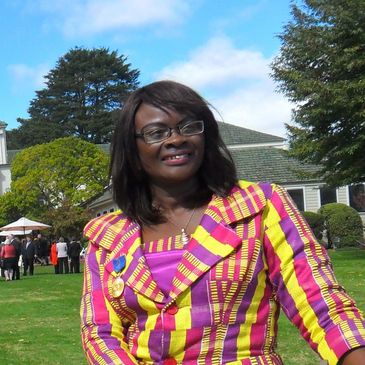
[271,0,365,186]
[10,137,109,220]
[42,199,93,239]
[0,191,24,227]
[7,47,139,148]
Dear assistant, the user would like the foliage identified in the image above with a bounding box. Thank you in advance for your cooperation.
[318,203,363,247]
[271,0,365,186]
[7,47,139,149]
[0,191,24,227]
[8,137,109,226]
[301,211,325,240]
[42,200,93,239]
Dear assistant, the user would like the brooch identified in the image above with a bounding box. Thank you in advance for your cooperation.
[111,255,126,298]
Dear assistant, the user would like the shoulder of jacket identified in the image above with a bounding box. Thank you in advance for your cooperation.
[83,210,132,250]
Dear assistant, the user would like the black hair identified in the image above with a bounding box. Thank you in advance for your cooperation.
[110,80,238,225]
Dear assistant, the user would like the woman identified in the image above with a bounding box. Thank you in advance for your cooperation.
[0,238,17,281]
[50,240,59,274]
[81,80,365,364]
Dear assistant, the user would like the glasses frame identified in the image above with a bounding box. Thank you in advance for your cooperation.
[135,120,204,144]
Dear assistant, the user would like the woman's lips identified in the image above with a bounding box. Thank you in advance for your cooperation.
[162,153,191,165]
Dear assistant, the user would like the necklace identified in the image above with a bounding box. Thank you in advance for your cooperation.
[167,207,196,246]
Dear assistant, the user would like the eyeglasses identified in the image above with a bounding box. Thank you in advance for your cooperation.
[135,120,204,144]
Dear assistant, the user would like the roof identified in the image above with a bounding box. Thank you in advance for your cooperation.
[230,147,320,184]
[218,122,285,146]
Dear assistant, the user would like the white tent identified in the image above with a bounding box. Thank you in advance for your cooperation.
[0,229,32,236]
[0,217,51,234]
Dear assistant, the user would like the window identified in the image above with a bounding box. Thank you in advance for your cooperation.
[320,187,337,206]
[349,183,365,212]
[287,188,305,211]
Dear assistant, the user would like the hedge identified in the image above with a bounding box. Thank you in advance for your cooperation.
[318,203,363,247]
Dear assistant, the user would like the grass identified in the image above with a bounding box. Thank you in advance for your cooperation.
[0,249,364,365]
[0,265,86,365]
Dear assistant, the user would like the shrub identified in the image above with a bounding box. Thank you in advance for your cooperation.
[318,203,363,247]
[301,211,325,240]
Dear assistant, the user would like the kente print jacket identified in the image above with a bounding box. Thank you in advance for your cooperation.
[81,180,365,365]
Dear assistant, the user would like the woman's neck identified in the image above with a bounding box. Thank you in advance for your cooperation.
[150,179,201,212]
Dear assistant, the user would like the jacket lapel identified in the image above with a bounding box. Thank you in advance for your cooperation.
[166,181,267,303]
[84,212,165,303]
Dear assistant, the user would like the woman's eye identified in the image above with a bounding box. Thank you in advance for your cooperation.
[145,128,166,138]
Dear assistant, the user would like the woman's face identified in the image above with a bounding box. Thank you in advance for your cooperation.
[135,103,205,188]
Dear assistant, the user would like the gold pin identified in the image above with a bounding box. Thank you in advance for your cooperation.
[111,276,125,298]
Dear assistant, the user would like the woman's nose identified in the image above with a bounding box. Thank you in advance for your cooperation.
[165,128,186,145]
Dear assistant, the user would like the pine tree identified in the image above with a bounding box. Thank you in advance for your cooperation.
[8,47,139,148]
[271,0,365,186]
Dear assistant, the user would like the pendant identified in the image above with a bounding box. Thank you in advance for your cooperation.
[111,277,125,298]
[181,228,190,246]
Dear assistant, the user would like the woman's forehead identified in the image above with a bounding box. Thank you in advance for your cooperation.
[135,103,185,127]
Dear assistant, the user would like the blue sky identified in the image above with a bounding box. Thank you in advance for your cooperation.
[0,0,295,137]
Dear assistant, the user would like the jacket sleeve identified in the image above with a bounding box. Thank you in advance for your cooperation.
[262,184,365,365]
[80,242,139,365]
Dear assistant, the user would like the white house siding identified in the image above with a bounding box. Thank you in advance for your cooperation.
[338,186,349,205]
[0,124,8,165]
[303,184,321,212]
[88,189,118,217]
[0,164,11,195]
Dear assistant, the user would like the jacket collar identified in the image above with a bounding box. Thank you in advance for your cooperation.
[84,181,267,305]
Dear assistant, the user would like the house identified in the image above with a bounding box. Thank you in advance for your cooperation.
[0,122,12,195]
[85,122,365,226]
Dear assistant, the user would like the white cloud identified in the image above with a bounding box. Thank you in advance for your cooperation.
[213,83,292,138]
[155,36,293,137]
[33,0,190,37]
[156,36,268,88]
[8,63,49,92]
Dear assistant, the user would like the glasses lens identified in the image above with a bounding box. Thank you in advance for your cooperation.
[143,126,170,143]
[180,121,204,136]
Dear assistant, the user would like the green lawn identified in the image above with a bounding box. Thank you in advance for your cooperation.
[0,249,364,365]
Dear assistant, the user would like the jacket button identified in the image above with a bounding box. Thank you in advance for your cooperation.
[166,304,178,315]
[163,358,177,365]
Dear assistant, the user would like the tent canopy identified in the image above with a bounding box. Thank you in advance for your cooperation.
[0,217,51,232]
[0,229,32,236]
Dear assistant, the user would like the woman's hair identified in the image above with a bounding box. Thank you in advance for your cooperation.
[110,80,237,224]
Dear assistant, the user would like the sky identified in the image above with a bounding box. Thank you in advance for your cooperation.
[0,0,295,138]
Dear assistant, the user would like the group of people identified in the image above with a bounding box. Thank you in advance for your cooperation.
[0,234,40,280]
[50,236,83,274]
[0,233,83,280]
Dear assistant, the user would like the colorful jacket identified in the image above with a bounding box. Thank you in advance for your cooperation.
[81,181,365,365]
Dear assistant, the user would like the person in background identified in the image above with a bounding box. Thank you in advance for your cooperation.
[50,240,59,274]
[9,234,21,280]
[21,235,36,276]
[68,237,82,273]
[56,237,69,274]
[0,238,16,281]
[0,240,4,278]
[81,80,365,365]
[34,233,49,266]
